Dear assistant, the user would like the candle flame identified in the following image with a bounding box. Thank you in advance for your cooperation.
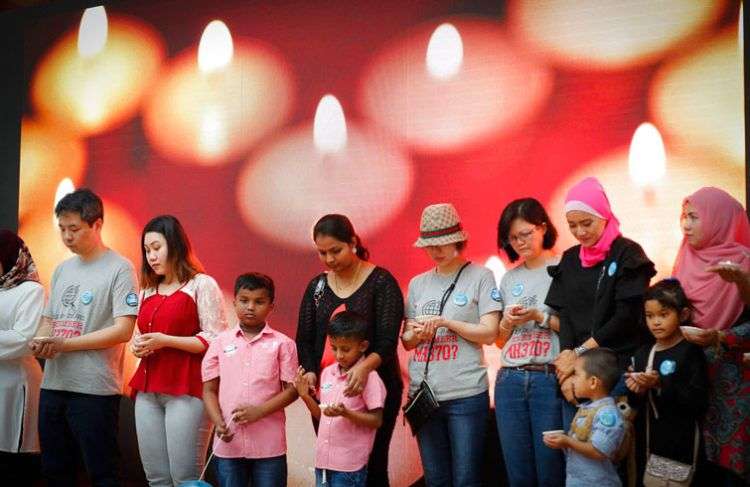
[198,20,234,73]
[198,106,228,158]
[53,178,76,227]
[484,256,506,287]
[78,6,108,58]
[313,94,347,154]
[426,23,463,80]
[628,122,666,187]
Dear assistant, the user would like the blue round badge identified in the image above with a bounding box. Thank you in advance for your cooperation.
[608,261,618,277]
[453,293,468,307]
[598,410,617,427]
[511,283,524,297]
[80,290,93,305]
[659,359,677,376]
[490,288,502,302]
[126,292,138,307]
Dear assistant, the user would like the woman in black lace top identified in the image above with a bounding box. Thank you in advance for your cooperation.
[296,214,404,487]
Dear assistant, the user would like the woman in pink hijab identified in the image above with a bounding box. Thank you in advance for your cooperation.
[674,187,750,486]
[545,177,656,427]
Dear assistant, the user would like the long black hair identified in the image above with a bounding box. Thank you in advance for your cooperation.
[497,198,558,262]
[313,214,370,261]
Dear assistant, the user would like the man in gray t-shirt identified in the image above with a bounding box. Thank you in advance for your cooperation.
[31,189,137,486]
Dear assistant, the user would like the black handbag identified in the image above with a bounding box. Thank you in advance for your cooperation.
[403,262,470,435]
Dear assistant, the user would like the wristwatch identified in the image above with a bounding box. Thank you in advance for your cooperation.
[574,345,588,356]
[538,311,550,329]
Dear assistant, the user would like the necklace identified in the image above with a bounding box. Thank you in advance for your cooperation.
[333,260,362,295]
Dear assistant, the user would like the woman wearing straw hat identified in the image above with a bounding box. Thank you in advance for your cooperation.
[402,203,501,487]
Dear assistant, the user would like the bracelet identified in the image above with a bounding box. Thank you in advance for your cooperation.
[574,345,588,356]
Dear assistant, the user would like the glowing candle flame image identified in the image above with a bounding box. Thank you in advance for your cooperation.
[628,122,666,187]
[198,20,234,73]
[313,94,347,154]
[52,178,75,227]
[77,6,108,58]
[484,256,506,287]
[426,23,463,79]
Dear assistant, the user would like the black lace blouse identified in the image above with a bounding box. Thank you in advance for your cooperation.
[295,266,404,386]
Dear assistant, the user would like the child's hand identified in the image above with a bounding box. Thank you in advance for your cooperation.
[232,405,265,425]
[294,366,312,398]
[321,403,347,417]
[543,432,569,450]
[215,422,234,442]
[631,370,660,390]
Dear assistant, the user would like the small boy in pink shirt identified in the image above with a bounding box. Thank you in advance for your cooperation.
[202,273,298,487]
[294,311,386,487]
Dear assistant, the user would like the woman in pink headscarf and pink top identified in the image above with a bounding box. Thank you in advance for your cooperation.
[545,177,656,427]
[674,187,750,486]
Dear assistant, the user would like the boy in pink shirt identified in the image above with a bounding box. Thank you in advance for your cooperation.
[295,311,386,487]
[202,273,298,487]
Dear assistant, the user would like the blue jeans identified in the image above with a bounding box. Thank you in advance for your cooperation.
[315,466,367,487]
[214,455,287,487]
[38,389,121,487]
[416,390,488,487]
[495,368,564,487]
[562,374,629,429]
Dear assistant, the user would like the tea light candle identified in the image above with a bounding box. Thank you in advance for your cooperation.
[236,94,413,249]
[31,6,166,135]
[142,20,294,166]
[359,19,552,153]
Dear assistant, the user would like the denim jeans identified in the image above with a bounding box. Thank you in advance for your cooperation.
[214,455,287,487]
[416,390,488,487]
[495,368,564,487]
[38,389,121,487]
[315,466,367,487]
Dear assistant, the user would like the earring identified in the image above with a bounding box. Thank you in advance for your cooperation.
[353,247,358,255]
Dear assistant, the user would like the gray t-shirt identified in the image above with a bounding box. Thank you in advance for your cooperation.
[499,258,560,367]
[42,250,138,396]
[406,263,502,401]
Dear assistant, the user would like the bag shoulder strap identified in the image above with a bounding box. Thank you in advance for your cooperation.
[422,261,471,380]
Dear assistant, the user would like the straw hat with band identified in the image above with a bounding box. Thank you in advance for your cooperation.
[414,203,469,248]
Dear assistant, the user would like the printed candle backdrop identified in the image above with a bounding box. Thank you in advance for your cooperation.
[17,0,745,485]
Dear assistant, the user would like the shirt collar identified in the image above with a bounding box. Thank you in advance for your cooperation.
[233,323,273,342]
[581,396,615,409]
[333,355,366,378]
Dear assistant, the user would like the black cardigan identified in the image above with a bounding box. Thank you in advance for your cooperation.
[295,266,404,385]
[545,236,656,360]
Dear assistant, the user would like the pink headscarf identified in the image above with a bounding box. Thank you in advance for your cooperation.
[673,187,750,330]
[564,177,622,268]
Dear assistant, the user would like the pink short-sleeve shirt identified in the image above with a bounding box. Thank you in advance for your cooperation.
[202,324,298,459]
[315,360,386,471]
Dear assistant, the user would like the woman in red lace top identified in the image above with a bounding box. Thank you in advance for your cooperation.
[128,215,228,486]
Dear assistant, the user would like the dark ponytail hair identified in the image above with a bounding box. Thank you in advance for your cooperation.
[313,214,370,261]
[140,215,204,288]
[644,278,694,324]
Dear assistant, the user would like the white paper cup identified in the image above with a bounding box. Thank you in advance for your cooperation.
[680,325,703,337]
[542,429,564,436]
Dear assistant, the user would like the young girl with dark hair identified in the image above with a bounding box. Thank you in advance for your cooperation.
[128,215,228,486]
[626,279,709,485]
[296,214,403,487]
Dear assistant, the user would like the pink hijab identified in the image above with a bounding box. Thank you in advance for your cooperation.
[673,187,750,330]
[564,177,622,267]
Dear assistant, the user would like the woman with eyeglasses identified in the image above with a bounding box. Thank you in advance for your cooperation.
[494,198,564,487]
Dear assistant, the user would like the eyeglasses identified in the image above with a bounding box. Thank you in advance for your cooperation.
[508,227,538,244]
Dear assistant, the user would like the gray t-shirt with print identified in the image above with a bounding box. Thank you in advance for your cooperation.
[42,250,138,396]
[500,258,560,367]
[406,263,502,401]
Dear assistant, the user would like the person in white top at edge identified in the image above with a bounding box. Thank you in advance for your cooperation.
[31,188,138,487]
[401,203,501,487]
[0,230,45,486]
